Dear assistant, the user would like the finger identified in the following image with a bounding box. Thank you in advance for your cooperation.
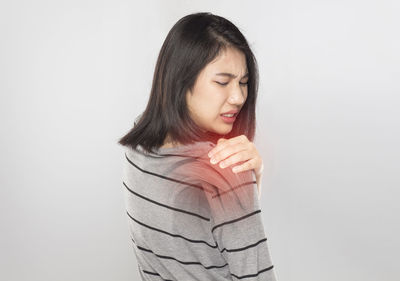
[208,135,248,158]
[254,162,264,177]
[209,142,248,165]
[217,138,227,144]
[218,150,249,169]
[232,158,257,173]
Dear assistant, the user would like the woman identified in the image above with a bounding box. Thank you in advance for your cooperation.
[118,12,278,281]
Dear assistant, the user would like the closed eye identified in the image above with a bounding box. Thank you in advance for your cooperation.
[215,81,248,86]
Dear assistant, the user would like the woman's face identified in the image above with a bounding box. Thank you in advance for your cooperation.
[186,47,248,135]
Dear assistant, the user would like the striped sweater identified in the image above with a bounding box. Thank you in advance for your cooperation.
[122,140,278,281]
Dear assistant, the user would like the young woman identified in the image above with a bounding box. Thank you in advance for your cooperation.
[118,12,278,281]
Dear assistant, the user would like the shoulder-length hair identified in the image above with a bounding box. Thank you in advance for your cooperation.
[118,12,259,154]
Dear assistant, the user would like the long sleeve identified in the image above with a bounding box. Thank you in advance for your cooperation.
[199,161,278,281]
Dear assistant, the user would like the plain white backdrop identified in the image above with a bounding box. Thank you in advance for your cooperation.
[1,0,399,280]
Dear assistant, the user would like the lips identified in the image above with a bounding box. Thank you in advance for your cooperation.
[220,114,237,123]
[221,109,239,115]
[220,113,237,117]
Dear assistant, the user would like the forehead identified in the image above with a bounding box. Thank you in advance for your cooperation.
[205,47,247,75]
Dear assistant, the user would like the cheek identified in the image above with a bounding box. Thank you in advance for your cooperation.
[197,84,225,113]
[196,100,218,120]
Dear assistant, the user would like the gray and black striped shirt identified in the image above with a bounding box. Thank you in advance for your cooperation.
[122,140,278,280]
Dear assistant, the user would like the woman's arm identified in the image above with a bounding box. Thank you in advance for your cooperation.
[198,159,277,281]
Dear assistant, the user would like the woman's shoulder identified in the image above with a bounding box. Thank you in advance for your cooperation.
[187,143,256,192]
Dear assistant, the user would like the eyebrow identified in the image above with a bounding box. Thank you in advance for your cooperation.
[215,72,249,79]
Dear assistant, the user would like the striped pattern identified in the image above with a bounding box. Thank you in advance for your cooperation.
[122,141,278,280]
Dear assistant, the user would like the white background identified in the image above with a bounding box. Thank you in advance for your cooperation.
[1,0,399,280]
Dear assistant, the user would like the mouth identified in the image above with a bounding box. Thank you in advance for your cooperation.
[220,112,237,123]
[220,112,237,117]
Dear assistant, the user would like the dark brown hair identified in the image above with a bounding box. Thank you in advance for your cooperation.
[118,12,259,153]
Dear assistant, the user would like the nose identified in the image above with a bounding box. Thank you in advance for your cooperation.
[228,85,246,105]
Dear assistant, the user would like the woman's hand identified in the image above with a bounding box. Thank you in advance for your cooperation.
[207,135,264,198]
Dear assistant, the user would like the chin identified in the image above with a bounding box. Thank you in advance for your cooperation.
[202,119,233,136]
[214,126,233,135]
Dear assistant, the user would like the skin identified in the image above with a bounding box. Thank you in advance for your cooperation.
[185,46,248,135]
[164,47,264,198]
